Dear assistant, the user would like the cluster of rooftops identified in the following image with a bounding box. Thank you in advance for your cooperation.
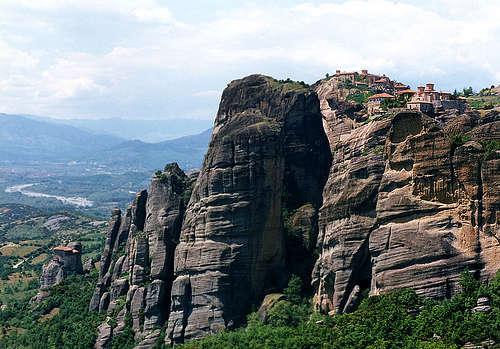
[333,69,465,115]
[368,83,451,102]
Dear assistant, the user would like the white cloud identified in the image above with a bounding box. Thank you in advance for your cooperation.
[132,7,173,23]
[0,40,38,70]
[0,0,498,118]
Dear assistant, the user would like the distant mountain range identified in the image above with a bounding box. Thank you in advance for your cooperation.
[88,129,212,170]
[25,115,213,143]
[0,114,211,170]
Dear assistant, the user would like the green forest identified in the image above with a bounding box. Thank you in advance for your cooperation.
[0,271,498,349]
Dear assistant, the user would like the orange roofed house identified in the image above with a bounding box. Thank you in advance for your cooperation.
[52,242,83,275]
[396,89,416,98]
[367,93,395,115]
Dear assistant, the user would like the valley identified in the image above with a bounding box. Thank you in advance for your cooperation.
[0,115,211,321]
[5,184,94,208]
[0,164,150,217]
[0,114,211,217]
[0,203,105,304]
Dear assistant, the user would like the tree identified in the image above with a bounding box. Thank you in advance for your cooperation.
[284,275,303,304]
[462,86,474,97]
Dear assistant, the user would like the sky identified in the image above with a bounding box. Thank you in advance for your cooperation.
[0,0,499,120]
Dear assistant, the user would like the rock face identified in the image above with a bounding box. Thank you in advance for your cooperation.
[90,163,194,348]
[257,293,286,322]
[89,73,499,347]
[83,257,96,273]
[166,75,331,344]
[312,76,500,314]
[89,75,331,348]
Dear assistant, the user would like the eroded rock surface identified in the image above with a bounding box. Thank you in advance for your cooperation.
[166,75,331,344]
[88,74,499,347]
[90,163,193,348]
[313,75,499,314]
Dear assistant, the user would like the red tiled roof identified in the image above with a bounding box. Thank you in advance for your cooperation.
[368,93,395,99]
[374,78,389,83]
[53,246,80,253]
[396,89,416,95]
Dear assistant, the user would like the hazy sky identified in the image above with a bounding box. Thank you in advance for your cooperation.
[0,0,498,120]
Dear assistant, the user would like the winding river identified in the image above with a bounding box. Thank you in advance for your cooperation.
[5,183,94,207]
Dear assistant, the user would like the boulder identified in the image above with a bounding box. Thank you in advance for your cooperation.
[472,297,491,313]
[257,293,286,322]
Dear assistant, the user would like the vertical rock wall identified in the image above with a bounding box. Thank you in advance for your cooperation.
[166,75,331,344]
[90,164,193,348]
[88,74,498,347]
[313,74,499,314]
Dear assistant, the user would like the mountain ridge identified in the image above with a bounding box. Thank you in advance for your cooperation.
[21,114,214,143]
[0,114,211,170]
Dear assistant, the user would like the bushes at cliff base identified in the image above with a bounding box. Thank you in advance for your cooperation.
[180,272,499,349]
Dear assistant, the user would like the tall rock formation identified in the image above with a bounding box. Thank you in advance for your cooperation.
[312,77,499,314]
[88,73,499,347]
[89,75,331,348]
[166,75,331,344]
[90,163,193,348]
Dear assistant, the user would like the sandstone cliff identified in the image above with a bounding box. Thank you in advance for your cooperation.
[312,78,499,314]
[166,75,330,344]
[90,163,194,348]
[89,75,331,347]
